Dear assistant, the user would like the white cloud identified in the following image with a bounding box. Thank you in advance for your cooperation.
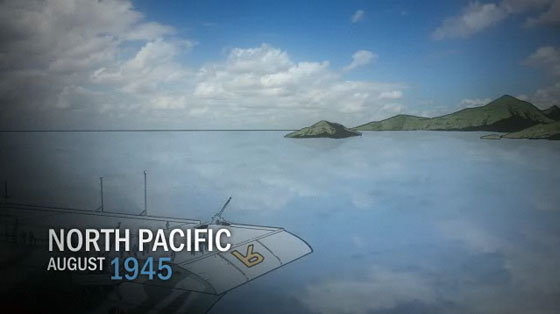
[460,97,492,107]
[0,1,406,129]
[432,2,508,40]
[432,0,555,40]
[92,39,194,94]
[0,0,185,128]
[526,0,560,25]
[226,45,293,74]
[380,90,403,99]
[524,46,560,76]
[0,0,168,73]
[343,50,377,72]
[351,9,365,23]
[193,44,333,101]
[522,46,560,107]
[529,82,560,107]
[124,22,175,41]
[189,44,403,126]
[301,266,436,314]
[433,2,560,110]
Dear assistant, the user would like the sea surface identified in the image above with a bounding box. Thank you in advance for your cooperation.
[1,131,560,314]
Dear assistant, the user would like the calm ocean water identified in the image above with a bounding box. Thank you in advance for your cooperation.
[1,131,559,314]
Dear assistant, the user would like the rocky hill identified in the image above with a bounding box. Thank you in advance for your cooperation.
[502,121,560,140]
[543,105,560,121]
[285,121,361,139]
[354,95,553,132]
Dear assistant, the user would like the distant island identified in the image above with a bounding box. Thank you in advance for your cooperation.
[285,120,361,139]
[286,95,560,140]
[353,95,553,132]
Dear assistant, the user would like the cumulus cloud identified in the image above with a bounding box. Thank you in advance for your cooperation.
[522,46,560,107]
[380,90,403,99]
[524,46,560,76]
[124,22,175,41]
[526,0,560,25]
[92,39,194,94]
[432,0,556,40]
[0,1,405,129]
[0,0,174,73]
[460,97,492,107]
[463,45,560,110]
[434,3,560,109]
[194,45,333,101]
[191,45,403,126]
[351,9,365,23]
[529,82,560,107]
[0,0,185,128]
[432,2,509,40]
[343,50,377,72]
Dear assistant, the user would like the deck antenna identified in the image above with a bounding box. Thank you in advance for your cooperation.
[139,170,148,216]
[96,177,104,212]
[211,196,232,224]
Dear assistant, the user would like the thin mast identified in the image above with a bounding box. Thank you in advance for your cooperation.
[143,170,147,216]
[99,177,104,212]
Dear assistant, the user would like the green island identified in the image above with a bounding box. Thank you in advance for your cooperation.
[285,120,361,139]
[286,95,560,140]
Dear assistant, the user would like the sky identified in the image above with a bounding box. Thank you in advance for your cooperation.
[0,0,559,129]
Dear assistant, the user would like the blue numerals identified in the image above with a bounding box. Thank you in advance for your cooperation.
[111,257,172,281]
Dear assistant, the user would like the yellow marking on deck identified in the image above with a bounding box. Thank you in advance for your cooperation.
[231,244,264,268]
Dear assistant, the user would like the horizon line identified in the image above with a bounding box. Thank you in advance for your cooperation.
[0,129,298,133]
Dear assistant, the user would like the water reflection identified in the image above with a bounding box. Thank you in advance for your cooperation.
[1,131,559,313]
